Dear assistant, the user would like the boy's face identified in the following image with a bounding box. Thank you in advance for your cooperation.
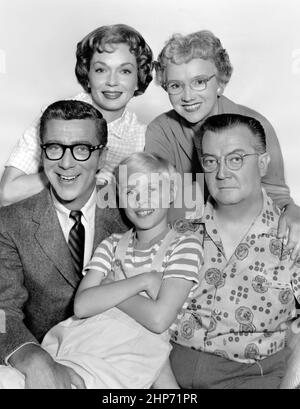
[118,170,172,233]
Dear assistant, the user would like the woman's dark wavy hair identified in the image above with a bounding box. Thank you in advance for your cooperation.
[75,24,153,96]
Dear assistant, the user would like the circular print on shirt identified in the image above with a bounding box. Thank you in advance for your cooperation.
[173,218,200,233]
[235,306,254,324]
[205,268,225,288]
[252,275,268,293]
[269,239,289,260]
[278,288,293,304]
[244,343,260,360]
[235,243,250,260]
[179,319,195,340]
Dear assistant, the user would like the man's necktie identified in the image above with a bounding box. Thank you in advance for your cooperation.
[68,210,85,276]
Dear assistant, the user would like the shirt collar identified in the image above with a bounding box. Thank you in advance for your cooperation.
[132,226,171,250]
[73,92,130,140]
[203,188,281,245]
[51,187,97,223]
[107,108,131,139]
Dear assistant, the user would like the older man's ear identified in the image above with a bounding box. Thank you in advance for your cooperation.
[258,152,271,178]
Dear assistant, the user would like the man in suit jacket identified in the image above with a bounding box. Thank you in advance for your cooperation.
[0,100,129,388]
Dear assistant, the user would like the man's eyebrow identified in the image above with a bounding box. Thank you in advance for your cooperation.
[43,140,93,145]
[227,148,247,154]
[193,74,214,79]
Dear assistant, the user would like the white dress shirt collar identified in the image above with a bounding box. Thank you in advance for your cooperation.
[51,188,96,222]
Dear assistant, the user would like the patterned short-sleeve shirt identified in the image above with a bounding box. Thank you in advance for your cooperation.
[171,189,300,363]
[6,92,146,183]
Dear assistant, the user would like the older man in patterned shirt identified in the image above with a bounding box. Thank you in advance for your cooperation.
[170,113,300,389]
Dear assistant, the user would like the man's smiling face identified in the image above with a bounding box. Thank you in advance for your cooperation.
[42,118,100,210]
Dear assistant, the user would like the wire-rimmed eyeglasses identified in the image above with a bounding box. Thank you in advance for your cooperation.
[165,74,216,95]
[40,143,105,161]
[200,152,259,173]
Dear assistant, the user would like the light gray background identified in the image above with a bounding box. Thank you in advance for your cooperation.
[0,0,299,201]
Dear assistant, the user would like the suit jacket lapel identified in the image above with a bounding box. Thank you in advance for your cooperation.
[93,206,111,252]
[32,189,79,289]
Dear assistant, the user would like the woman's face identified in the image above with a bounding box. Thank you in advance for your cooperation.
[165,58,221,124]
[88,43,138,122]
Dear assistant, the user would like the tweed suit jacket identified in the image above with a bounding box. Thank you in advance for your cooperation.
[0,188,129,364]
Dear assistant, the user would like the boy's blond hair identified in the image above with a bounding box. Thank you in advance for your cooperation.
[116,152,178,205]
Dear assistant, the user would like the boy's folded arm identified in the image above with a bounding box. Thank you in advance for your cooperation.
[117,234,203,333]
[74,268,152,318]
[117,276,195,333]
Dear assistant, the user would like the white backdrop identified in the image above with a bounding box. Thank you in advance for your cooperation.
[1,0,299,202]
